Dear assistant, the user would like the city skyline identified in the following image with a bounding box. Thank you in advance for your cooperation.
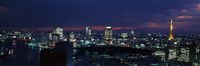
[0,25,199,34]
[1,0,200,66]
[1,0,200,33]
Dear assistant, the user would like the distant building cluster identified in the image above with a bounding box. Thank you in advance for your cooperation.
[0,31,33,43]
[1,18,200,66]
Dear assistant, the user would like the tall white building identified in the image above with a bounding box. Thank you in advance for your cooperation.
[67,32,75,42]
[104,26,113,45]
[86,26,92,38]
[104,26,112,40]
[168,48,177,60]
[177,47,189,62]
[131,29,135,47]
[53,27,64,40]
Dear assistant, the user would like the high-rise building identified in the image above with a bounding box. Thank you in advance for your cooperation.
[40,41,74,66]
[104,26,113,45]
[197,46,200,64]
[131,29,134,36]
[169,18,174,41]
[177,44,200,63]
[52,34,60,42]
[167,47,177,61]
[53,27,64,40]
[47,32,52,41]
[86,26,92,38]
[105,26,112,40]
[67,32,75,42]
[177,47,190,62]
[131,29,135,47]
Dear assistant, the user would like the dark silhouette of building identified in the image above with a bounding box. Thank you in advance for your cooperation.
[40,42,73,66]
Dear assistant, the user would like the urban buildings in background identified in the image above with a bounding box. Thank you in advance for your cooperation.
[0,18,200,66]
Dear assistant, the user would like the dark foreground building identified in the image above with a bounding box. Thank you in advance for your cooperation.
[40,42,73,66]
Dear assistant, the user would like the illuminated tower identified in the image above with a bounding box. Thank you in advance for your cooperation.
[68,32,75,42]
[104,26,113,45]
[53,27,64,40]
[105,26,112,40]
[131,29,135,47]
[86,26,92,38]
[169,18,174,41]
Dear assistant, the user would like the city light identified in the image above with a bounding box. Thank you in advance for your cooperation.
[1,0,200,66]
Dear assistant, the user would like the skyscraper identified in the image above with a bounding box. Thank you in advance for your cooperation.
[104,26,113,45]
[86,26,92,38]
[131,29,135,47]
[67,32,75,42]
[168,18,174,41]
[53,27,64,40]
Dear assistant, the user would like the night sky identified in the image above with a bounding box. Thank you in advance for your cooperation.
[1,0,200,33]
